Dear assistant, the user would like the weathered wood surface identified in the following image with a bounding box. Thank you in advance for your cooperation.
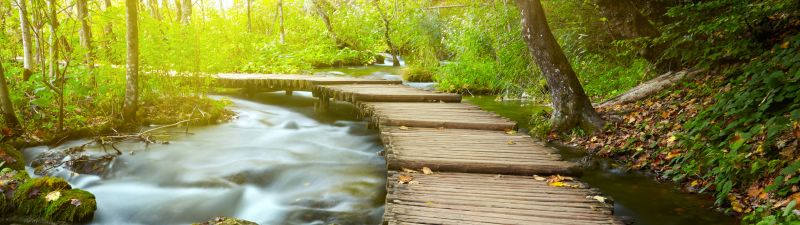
[385,171,624,225]
[361,102,517,131]
[215,73,402,91]
[314,84,461,103]
[380,126,580,176]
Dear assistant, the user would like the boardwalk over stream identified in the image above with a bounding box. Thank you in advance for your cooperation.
[216,73,625,225]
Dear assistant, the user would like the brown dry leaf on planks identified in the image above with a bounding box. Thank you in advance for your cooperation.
[422,167,433,175]
[398,174,415,184]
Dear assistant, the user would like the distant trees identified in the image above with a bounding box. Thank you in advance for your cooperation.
[516,0,604,132]
[594,0,662,64]
[124,0,139,122]
[181,0,191,24]
[373,0,400,67]
[76,0,93,67]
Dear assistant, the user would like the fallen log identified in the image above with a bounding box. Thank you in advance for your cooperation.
[596,69,705,108]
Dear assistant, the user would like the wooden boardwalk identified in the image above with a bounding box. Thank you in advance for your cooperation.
[215,74,622,224]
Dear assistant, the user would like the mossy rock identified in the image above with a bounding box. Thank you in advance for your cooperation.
[193,217,258,225]
[0,144,25,170]
[43,189,96,223]
[0,169,30,214]
[13,177,72,217]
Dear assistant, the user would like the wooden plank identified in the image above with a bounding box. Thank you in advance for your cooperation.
[316,84,462,103]
[362,103,517,131]
[385,172,624,225]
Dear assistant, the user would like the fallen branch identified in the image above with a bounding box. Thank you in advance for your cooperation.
[596,69,705,109]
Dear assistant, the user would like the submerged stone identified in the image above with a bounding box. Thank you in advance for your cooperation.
[193,217,258,225]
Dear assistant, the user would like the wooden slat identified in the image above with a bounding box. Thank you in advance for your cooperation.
[381,126,579,176]
[315,84,462,103]
[362,102,516,131]
[214,73,401,91]
[385,172,624,225]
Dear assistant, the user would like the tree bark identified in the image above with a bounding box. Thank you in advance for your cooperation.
[373,0,399,67]
[175,0,182,22]
[102,0,114,61]
[16,0,34,81]
[246,0,251,32]
[46,0,64,132]
[594,0,662,64]
[312,0,343,48]
[516,0,604,132]
[77,0,93,66]
[0,62,22,131]
[278,0,285,44]
[124,0,139,122]
[181,0,191,24]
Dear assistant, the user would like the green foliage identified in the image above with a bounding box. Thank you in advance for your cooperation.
[0,144,24,170]
[13,177,72,216]
[401,66,434,82]
[744,204,800,225]
[42,189,96,223]
[675,35,800,205]
[658,0,800,67]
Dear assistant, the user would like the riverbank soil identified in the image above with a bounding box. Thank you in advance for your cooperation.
[560,43,800,223]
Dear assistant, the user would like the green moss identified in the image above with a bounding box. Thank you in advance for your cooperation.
[43,189,96,223]
[0,144,25,170]
[13,177,72,217]
[0,169,29,214]
[402,66,435,82]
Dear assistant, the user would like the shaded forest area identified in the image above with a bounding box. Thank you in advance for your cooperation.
[0,0,798,224]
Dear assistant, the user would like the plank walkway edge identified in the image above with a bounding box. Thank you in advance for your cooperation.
[211,73,623,224]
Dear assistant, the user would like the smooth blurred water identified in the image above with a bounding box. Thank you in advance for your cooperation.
[24,93,386,225]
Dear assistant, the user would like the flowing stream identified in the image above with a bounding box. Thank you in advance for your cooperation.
[23,93,386,225]
[21,61,738,225]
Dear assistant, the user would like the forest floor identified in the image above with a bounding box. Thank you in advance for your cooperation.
[558,72,800,219]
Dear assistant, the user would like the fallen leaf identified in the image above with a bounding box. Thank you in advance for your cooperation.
[398,174,414,184]
[402,168,418,173]
[533,175,546,181]
[45,191,61,202]
[399,126,409,130]
[70,199,82,206]
[506,140,516,145]
[665,150,681,160]
[422,167,433,175]
[505,130,517,135]
[781,41,790,49]
[588,195,607,203]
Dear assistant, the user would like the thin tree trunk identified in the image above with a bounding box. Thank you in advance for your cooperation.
[103,0,114,62]
[516,0,604,132]
[218,0,224,16]
[77,0,93,65]
[312,0,342,48]
[17,0,34,81]
[181,0,191,24]
[278,0,285,44]
[46,0,64,132]
[0,62,22,131]
[124,0,139,122]
[175,0,182,22]
[246,0,251,32]
[148,0,161,20]
[373,0,399,67]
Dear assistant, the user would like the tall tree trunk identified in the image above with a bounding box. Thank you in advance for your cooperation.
[46,0,64,132]
[0,62,22,131]
[594,0,662,64]
[102,0,114,62]
[277,0,285,44]
[516,0,604,132]
[17,0,34,81]
[175,0,182,22]
[373,0,399,67]
[124,0,139,122]
[218,0,224,16]
[246,0,251,32]
[77,0,93,66]
[181,0,191,24]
